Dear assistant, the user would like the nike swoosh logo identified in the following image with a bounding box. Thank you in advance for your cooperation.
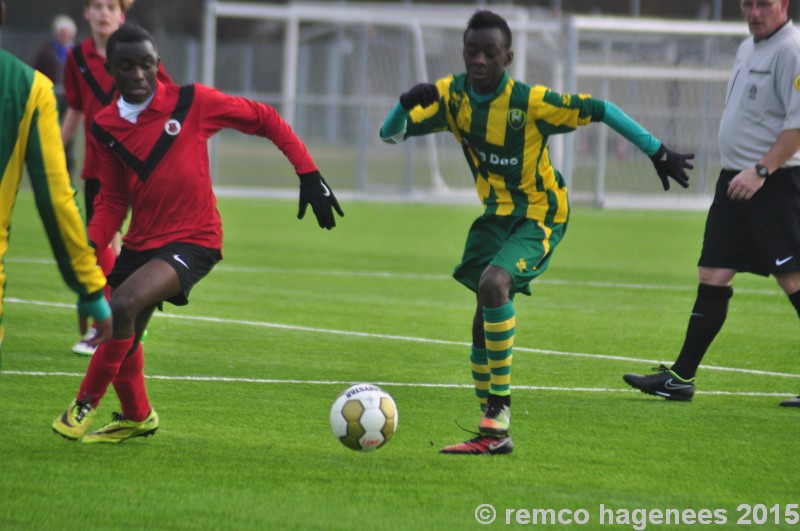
[664,378,693,390]
[776,256,794,266]
[320,182,331,197]
[489,439,511,451]
[173,254,189,269]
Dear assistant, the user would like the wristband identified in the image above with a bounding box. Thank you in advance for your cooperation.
[77,292,111,322]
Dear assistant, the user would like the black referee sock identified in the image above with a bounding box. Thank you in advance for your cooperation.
[790,290,800,319]
[670,284,733,380]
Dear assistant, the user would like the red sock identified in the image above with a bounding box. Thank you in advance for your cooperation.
[77,336,134,408]
[113,342,152,421]
[95,244,116,300]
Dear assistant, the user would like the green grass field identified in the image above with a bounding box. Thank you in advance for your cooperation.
[1,191,797,530]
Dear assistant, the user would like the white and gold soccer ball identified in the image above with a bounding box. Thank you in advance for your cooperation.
[329,384,398,452]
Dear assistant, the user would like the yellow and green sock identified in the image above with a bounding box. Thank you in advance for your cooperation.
[470,346,490,411]
[484,301,515,397]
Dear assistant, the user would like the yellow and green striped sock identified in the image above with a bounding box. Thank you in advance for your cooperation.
[470,345,490,411]
[483,302,515,397]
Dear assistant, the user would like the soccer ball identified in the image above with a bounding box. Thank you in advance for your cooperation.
[329,384,398,451]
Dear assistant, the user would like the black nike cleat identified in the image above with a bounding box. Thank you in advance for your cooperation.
[623,364,695,401]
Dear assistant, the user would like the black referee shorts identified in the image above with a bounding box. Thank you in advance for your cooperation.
[699,167,800,276]
[107,242,221,307]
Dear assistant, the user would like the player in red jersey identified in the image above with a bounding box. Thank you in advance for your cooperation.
[52,25,344,443]
[62,0,170,356]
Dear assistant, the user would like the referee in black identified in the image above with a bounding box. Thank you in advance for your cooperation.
[623,0,800,406]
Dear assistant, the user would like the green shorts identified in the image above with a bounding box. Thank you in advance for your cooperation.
[452,215,567,296]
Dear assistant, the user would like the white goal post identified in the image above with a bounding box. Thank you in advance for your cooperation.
[202,1,748,208]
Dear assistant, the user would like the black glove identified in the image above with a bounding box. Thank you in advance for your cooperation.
[298,171,344,230]
[649,144,693,191]
[399,83,439,110]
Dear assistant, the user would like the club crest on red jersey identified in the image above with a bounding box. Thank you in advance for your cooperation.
[165,119,182,136]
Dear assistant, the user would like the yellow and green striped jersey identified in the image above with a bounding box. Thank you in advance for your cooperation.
[404,72,605,224]
[0,49,106,321]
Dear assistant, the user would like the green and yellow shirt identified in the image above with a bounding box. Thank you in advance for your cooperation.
[381,71,662,224]
[0,49,106,315]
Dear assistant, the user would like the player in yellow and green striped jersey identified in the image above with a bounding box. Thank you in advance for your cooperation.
[380,10,694,455]
[0,0,111,361]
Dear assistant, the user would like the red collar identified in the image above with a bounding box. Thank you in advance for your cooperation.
[83,37,104,61]
[146,80,171,113]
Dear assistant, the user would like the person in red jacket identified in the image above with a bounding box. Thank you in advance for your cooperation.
[52,24,344,444]
[62,0,170,356]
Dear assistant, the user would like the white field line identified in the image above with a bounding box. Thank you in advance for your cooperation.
[5,297,800,384]
[5,257,784,296]
[0,371,794,398]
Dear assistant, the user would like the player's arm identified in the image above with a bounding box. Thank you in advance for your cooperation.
[86,134,129,250]
[755,128,800,175]
[61,106,83,145]
[379,83,440,143]
[197,85,344,229]
[728,128,800,201]
[379,102,411,144]
[599,100,693,191]
[380,82,445,143]
[27,73,111,342]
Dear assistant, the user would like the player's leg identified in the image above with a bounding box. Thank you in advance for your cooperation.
[623,268,733,402]
[111,305,157,422]
[476,217,563,437]
[670,267,735,380]
[477,265,514,436]
[777,271,800,329]
[443,217,511,455]
[453,216,501,415]
[54,257,179,440]
[442,218,563,455]
[78,260,175,434]
[441,297,514,455]
[671,173,747,382]
[624,170,745,401]
[80,330,160,444]
[82,244,221,441]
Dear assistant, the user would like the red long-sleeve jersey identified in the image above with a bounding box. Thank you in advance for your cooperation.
[64,37,172,180]
[87,80,318,252]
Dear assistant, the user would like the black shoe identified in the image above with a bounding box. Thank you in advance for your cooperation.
[623,364,695,401]
[780,396,800,407]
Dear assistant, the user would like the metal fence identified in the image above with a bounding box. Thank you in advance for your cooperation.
[4,2,751,208]
[202,2,749,208]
